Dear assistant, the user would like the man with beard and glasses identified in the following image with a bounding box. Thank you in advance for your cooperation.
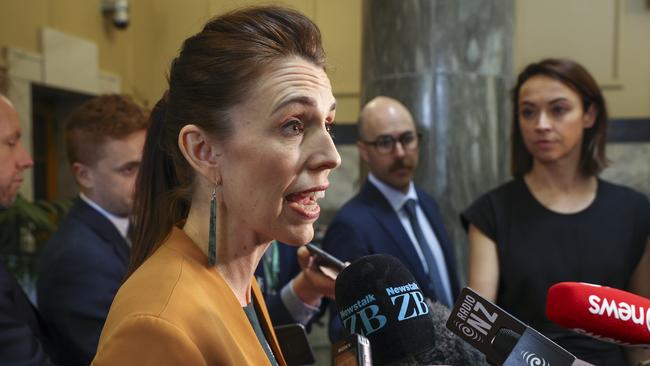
[321,96,460,341]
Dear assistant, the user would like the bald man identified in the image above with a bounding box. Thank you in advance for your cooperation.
[0,94,58,364]
[321,96,460,341]
[0,95,33,207]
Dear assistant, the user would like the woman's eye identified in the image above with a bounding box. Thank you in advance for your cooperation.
[551,106,568,116]
[281,119,304,136]
[325,122,335,139]
[520,108,535,119]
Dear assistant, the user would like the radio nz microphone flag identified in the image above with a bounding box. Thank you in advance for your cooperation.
[547,282,650,347]
[446,287,593,366]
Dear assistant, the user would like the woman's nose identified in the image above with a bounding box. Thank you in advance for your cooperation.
[309,127,341,171]
[535,112,552,131]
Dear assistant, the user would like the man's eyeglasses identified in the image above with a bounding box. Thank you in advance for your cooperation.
[361,131,421,155]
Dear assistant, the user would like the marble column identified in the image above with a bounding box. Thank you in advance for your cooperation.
[361,0,514,279]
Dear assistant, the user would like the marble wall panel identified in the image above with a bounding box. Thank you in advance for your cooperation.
[362,0,515,277]
[316,145,361,234]
[601,142,650,197]
[424,72,511,270]
[361,0,513,87]
[361,0,435,78]
[427,0,513,76]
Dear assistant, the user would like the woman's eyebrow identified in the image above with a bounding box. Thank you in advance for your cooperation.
[272,95,316,115]
[271,96,336,115]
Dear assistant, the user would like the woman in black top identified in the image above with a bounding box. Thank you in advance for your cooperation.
[462,58,650,365]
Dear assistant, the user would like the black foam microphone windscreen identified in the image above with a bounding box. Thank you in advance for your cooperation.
[334,254,436,365]
[383,300,490,366]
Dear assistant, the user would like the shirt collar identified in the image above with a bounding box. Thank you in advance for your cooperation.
[368,173,418,212]
[79,193,130,238]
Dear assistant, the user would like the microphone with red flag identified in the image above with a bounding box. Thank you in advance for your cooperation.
[546,282,650,348]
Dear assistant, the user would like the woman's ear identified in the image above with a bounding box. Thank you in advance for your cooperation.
[583,104,597,128]
[178,124,222,183]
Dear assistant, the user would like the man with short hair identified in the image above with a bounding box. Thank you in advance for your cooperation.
[0,94,57,364]
[37,94,148,366]
[322,96,461,340]
[0,95,33,207]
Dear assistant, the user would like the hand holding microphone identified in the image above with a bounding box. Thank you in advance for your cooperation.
[291,244,346,305]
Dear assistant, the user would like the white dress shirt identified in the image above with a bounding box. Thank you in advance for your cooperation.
[79,193,129,240]
[367,174,453,302]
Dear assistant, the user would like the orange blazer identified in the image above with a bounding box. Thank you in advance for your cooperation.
[92,227,287,366]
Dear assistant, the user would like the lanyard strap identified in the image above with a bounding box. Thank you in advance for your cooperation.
[262,240,280,296]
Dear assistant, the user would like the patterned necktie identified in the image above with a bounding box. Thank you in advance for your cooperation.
[403,198,452,307]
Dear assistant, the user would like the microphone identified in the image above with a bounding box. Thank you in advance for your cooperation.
[446,287,592,366]
[546,282,650,348]
[331,333,373,366]
[334,254,435,364]
[334,254,488,365]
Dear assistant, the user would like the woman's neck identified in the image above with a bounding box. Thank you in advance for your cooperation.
[183,200,271,306]
[525,161,597,213]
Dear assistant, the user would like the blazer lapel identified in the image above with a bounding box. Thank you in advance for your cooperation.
[252,279,287,366]
[359,182,430,285]
[70,198,130,265]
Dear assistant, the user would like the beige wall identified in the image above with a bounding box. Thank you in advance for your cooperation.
[1,0,138,96]
[135,0,362,121]
[515,0,650,118]
[1,0,361,121]
[2,1,647,121]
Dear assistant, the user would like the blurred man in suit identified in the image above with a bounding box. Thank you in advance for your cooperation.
[322,96,460,340]
[37,94,148,366]
[0,94,57,364]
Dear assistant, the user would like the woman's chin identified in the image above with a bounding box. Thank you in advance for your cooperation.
[277,227,314,246]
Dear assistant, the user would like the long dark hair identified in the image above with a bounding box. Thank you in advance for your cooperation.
[129,6,326,277]
[511,58,608,177]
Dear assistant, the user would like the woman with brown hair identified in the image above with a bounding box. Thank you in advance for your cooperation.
[92,6,340,365]
[462,58,650,365]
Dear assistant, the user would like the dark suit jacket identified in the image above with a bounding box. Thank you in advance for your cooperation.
[321,180,461,341]
[0,261,56,365]
[37,198,129,366]
[255,243,303,327]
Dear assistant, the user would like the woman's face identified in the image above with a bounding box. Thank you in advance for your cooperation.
[518,75,595,166]
[219,57,341,246]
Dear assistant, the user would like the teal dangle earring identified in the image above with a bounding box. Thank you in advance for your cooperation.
[208,185,217,266]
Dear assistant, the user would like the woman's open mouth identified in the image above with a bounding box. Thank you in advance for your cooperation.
[286,189,325,219]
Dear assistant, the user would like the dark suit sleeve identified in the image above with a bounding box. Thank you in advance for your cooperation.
[321,218,368,342]
[0,265,55,366]
[262,244,323,329]
[265,292,297,326]
[38,243,124,366]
